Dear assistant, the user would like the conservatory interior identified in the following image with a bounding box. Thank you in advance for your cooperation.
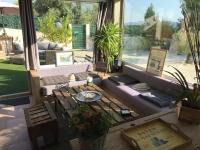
[0,0,200,150]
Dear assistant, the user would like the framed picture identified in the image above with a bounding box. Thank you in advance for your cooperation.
[146,48,167,76]
[56,51,74,66]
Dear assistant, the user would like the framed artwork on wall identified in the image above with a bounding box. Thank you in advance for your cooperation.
[56,51,74,66]
[146,48,167,76]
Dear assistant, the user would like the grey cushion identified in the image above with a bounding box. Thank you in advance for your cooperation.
[128,83,151,92]
[139,90,175,107]
[108,75,139,85]
[13,42,24,54]
[38,42,49,50]
[41,75,68,86]
[75,72,100,81]
[48,42,57,50]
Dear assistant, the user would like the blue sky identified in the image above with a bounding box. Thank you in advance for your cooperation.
[125,0,183,23]
[3,0,183,23]
[2,0,16,3]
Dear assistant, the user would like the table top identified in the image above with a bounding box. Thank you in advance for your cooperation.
[70,110,200,150]
[53,83,140,126]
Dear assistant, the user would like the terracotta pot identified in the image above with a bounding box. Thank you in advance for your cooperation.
[177,103,200,124]
[79,134,106,150]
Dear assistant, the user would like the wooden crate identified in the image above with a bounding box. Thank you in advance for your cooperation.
[24,101,58,150]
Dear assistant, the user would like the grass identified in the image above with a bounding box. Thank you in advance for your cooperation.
[0,60,29,96]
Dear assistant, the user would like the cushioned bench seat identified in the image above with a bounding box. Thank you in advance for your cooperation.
[103,79,169,115]
[103,65,180,116]
[34,63,102,96]
[40,71,101,96]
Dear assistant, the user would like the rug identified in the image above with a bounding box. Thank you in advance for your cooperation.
[0,96,30,106]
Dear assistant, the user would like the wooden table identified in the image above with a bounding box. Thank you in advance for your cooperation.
[70,110,200,150]
[53,83,140,126]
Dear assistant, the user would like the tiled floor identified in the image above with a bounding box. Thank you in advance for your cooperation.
[0,104,32,150]
[0,98,74,150]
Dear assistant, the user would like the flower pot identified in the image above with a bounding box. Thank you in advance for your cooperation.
[177,104,200,124]
[79,134,106,150]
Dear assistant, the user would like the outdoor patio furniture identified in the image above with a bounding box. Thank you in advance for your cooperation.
[53,83,140,126]
[0,35,13,55]
[31,63,93,97]
[103,65,180,116]
[9,53,25,64]
[24,101,58,150]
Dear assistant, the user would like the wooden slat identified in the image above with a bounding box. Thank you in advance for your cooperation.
[88,84,137,120]
[30,112,49,119]
[44,101,57,120]
[60,88,77,109]
[33,118,52,126]
[28,105,44,112]
[96,100,124,123]
[53,90,74,117]
[29,108,46,115]
[68,87,77,96]
[72,86,82,93]
[31,115,51,124]
[78,85,120,124]
[87,86,133,121]
[89,103,117,125]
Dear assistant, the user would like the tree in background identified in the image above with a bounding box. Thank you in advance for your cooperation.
[182,0,199,63]
[144,3,155,19]
[39,11,72,44]
[72,2,81,24]
[33,0,99,24]
[161,21,174,39]
[33,0,72,18]
[81,4,99,24]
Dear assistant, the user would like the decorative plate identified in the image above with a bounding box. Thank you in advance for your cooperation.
[75,91,102,102]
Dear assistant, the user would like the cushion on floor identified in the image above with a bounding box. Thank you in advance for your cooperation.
[108,74,139,85]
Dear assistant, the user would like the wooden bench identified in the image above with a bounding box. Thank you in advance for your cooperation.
[24,101,58,150]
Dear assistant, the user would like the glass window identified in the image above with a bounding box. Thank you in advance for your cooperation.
[32,1,98,67]
[123,0,195,83]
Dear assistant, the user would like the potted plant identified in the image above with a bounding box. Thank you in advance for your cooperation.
[70,105,112,150]
[165,0,200,123]
[95,22,122,73]
[166,66,200,123]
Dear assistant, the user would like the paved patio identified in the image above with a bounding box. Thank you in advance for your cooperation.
[0,97,74,150]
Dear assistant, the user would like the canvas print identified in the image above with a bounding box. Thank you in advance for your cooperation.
[56,51,74,66]
[146,48,167,76]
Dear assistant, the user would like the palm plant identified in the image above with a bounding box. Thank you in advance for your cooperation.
[95,22,121,72]
[182,0,200,85]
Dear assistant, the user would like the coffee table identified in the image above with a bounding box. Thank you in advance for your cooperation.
[53,83,140,126]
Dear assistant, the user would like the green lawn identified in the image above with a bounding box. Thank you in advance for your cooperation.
[0,60,29,96]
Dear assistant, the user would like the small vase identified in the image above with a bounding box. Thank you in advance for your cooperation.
[79,134,106,150]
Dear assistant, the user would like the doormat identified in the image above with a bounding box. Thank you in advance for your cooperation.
[0,96,30,106]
